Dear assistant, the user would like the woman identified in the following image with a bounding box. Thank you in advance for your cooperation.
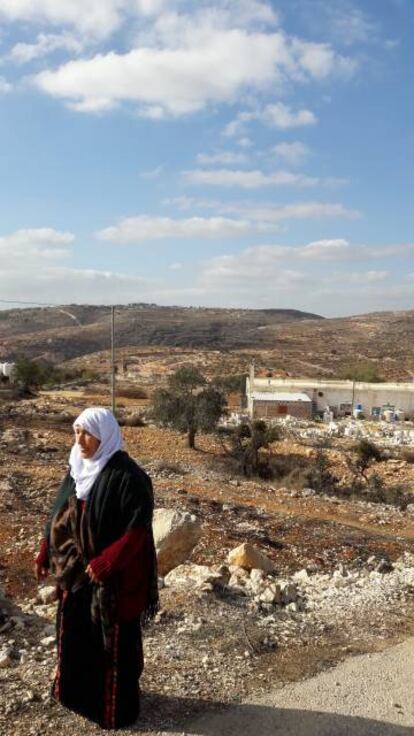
[34,407,158,730]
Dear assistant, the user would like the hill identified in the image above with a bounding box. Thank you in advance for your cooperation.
[0,304,414,381]
[0,304,322,362]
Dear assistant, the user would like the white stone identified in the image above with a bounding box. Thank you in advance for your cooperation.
[293,569,310,585]
[37,586,57,604]
[164,563,228,590]
[153,508,202,576]
[259,583,282,605]
[250,568,266,584]
[227,543,275,573]
[40,636,56,647]
[280,581,298,604]
[0,650,13,668]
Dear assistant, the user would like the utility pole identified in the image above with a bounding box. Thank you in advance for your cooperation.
[111,306,116,414]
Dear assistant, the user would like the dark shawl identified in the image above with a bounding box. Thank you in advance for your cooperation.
[46,450,158,631]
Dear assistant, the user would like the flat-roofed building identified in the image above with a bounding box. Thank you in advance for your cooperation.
[246,364,414,420]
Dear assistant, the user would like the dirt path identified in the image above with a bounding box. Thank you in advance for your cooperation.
[173,637,414,736]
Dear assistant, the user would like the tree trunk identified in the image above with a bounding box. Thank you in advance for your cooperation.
[188,427,196,449]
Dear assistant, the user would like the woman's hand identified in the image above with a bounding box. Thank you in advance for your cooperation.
[34,539,50,582]
[86,564,100,584]
[34,563,49,582]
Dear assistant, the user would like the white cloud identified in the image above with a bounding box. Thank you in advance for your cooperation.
[0,225,157,305]
[273,141,310,165]
[328,5,378,46]
[140,165,164,178]
[1,266,154,306]
[356,270,389,283]
[0,0,125,40]
[31,8,355,117]
[33,30,284,115]
[1,224,411,314]
[299,238,351,259]
[184,168,319,189]
[9,32,83,65]
[0,76,12,93]
[223,201,362,222]
[196,151,248,165]
[262,102,317,129]
[384,39,400,51]
[224,103,317,138]
[237,137,254,148]
[163,197,362,223]
[297,2,378,47]
[369,243,414,258]
[96,215,260,242]
[133,0,169,17]
[200,245,307,291]
[193,240,407,314]
[0,228,74,267]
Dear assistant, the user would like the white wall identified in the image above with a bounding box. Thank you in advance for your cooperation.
[246,377,414,418]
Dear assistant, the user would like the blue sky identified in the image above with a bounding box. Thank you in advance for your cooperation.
[0,0,412,317]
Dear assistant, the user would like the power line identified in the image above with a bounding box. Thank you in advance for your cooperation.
[0,298,68,307]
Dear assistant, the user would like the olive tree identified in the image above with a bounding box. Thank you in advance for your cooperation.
[152,366,226,449]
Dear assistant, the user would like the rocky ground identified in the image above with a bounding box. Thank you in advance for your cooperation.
[0,392,414,735]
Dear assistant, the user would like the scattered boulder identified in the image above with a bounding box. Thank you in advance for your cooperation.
[227,543,275,574]
[293,569,310,584]
[164,563,230,591]
[40,636,56,648]
[280,581,298,604]
[153,508,202,576]
[259,583,282,605]
[0,649,14,668]
[36,586,57,605]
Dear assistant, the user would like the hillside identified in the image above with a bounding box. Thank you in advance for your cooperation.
[1,304,414,381]
[0,304,322,362]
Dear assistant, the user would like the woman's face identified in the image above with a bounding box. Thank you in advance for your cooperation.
[74,425,101,459]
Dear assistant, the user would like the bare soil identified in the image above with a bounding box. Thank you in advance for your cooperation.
[0,388,414,735]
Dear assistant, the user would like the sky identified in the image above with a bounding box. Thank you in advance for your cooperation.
[0,0,413,317]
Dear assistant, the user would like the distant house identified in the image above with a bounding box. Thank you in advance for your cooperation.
[246,364,414,420]
[0,362,16,384]
[250,390,312,420]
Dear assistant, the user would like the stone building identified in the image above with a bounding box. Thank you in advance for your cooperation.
[246,364,414,420]
[251,391,312,420]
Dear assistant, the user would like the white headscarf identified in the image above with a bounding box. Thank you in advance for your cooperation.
[69,407,123,500]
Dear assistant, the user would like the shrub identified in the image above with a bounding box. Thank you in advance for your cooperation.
[337,361,383,383]
[348,439,383,487]
[401,448,414,464]
[358,475,413,510]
